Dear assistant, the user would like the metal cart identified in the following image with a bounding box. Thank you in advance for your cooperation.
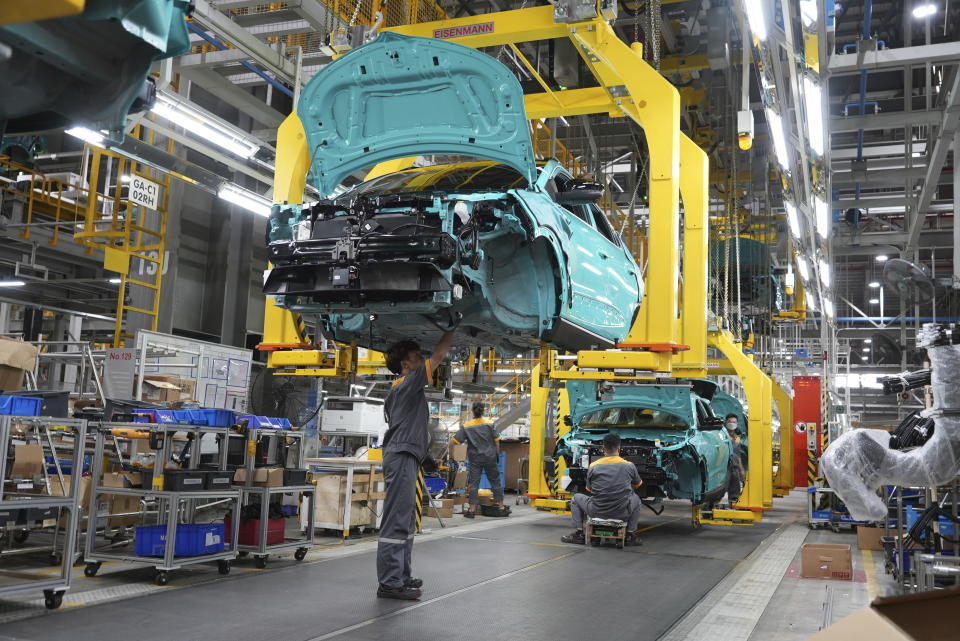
[83,422,241,586]
[304,457,384,537]
[0,415,87,609]
[235,427,314,568]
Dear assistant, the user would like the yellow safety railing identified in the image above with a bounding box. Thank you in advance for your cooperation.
[458,370,532,424]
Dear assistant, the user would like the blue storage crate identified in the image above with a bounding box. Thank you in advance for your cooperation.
[906,505,957,537]
[184,409,236,427]
[425,477,446,494]
[134,523,225,558]
[237,414,276,429]
[132,409,178,424]
[173,409,195,424]
[272,417,292,430]
[0,395,43,416]
[45,455,90,474]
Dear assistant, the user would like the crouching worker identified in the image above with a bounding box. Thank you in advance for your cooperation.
[561,433,643,546]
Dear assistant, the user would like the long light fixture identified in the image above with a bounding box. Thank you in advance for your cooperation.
[876,254,889,262]
[785,202,801,237]
[823,298,834,318]
[743,0,767,40]
[797,257,810,282]
[799,0,818,26]
[0,280,26,287]
[151,94,259,159]
[765,109,790,170]
[803,77,825,156]
[913,3,937,18]
[815,197,830,238]
[868,281,881,288]
[65,127,106,146]
[819,258,830,287]
[218,184,271,217]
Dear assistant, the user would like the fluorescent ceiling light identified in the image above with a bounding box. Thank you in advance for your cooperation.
[765,108,790,170]
[869,298,880,304]
[868,281,881,288]
[495,387,509,393]
[120,175,132,184]
[785,202,801,237]
[819,258,830,287]
[785,267,795,290]
[913,3,937,18]
[815,197,830,238]
[108,278,122,284]
[863,348,871,353]
[450,389,464,395]
[796,257,810,281]
[861,356,869,361]
[152,95,258,159]
[864,338,872,344]
[807,294,818,312]
[876,254,889,262]
[803,77,824,156]
[743,0,767,40]
[823,298,834,318]
[218,184,271,217]
[0,280,26,287]
[65,126,105,146]
[799,0,818,26]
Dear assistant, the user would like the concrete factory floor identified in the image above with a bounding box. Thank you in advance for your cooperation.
[0,490,885,641]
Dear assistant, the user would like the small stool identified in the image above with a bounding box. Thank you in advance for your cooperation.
[584,517,627,548]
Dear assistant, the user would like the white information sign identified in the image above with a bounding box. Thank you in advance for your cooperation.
[129,176,161,210]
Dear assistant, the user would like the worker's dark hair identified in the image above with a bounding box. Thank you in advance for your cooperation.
[385,339,420,375]
[472,401,485,418]
[602,433,621,453]
[725,413,739,422]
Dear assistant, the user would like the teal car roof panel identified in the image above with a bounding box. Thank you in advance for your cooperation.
[297,32,537,196]
[565,381,696,428]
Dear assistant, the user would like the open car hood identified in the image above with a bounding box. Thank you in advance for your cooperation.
[297,32,536,196]
[565,381,696,428]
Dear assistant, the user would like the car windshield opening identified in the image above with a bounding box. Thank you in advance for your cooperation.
[351,162,528,195]
[579,407,688,429]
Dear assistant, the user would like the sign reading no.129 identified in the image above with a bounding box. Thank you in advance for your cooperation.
[130,176,161,210]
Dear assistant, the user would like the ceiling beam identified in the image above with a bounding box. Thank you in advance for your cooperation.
[179,66,286,129]
[831,109,941,133]
[828,41,960,75]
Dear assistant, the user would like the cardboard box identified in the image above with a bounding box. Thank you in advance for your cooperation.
[102,471,144,489]
[311,472,379,527]
[425,498,454,519]
[451,442,468,462]
[50,474,91,506]
[807,586,960,641]
[857,525,888,551]
[0,337,38,391]
[234,467,285,487]
[108,494,142,527]
[800,543,853,581]
[452,470,467,490]
[141,378,181,403]
[10,444,44,480]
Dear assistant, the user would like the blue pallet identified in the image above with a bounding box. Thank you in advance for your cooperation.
[134,523,225,558]
[0,395,43,416]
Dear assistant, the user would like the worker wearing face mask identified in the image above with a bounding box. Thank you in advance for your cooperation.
[724,414,745,507]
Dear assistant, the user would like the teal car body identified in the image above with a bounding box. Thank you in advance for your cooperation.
[264,32,642,352]
[556,380,740,506]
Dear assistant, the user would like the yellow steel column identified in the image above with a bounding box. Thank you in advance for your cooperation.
[772,379,795,491]
[674,133,709,377]
[526,363,551,497]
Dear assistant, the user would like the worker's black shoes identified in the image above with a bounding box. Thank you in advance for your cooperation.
[377,585,422,600]
[404,577,423,589]
[561,530,585,544]
[624,533,643,547]
[463,510,475,519]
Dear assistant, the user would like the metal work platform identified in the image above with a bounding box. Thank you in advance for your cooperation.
[0,501,779,641]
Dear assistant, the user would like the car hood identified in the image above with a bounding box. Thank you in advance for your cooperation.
[297,32,537,197]
[565,381,695,428]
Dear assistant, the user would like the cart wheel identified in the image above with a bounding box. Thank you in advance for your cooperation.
[154,570,169,586]
[73,555,85,567]
[589,537,599,547]
[43,590,64,610]
[48,553,61,567]
[13,529,29,544]
[808,523,818,530]
[84,562,101,578]
[294,548,308,562]
[255,556,268,569]
[218,560,231,575]
[238,551,249,558]
[831,524,841,533]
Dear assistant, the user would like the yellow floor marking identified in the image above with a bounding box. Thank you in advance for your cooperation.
[862,549,879,599]
[636,516,685,533]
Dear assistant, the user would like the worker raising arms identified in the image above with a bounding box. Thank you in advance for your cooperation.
[376,330,454,601]
[453,402,509,519]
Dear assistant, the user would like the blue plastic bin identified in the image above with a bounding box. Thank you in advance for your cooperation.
[425,477,446,494]
[0,395,43,416]
[134,523,225,558]
[272,417,292,430]
[180,409,236,427]
[478,453,506,490]
[132,409,178,424]
[45,455,90,474]
[906,504,957,537]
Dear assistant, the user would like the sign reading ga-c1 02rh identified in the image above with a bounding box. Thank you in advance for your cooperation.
[129,176,162,210]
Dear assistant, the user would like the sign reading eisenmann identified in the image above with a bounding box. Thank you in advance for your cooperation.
[433,22,494,39]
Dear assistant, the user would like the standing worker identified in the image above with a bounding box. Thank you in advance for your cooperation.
[376,331,455,601]
[724,413,745,507]
[561,433,643,546]
[453,402,508,518]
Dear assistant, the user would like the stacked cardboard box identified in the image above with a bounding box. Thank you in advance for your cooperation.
[0,338,38,391]
[311,470,384,528]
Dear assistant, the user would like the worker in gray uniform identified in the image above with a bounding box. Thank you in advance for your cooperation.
[452,401,508,518]
[561,433,643,546]
[724,414,745,507]
[376,331,454,601]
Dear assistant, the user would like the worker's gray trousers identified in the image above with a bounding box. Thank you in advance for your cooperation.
[467,457,503,505]
[570,492,642,531]
[727,462,744,504]
[377,451,419,589]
